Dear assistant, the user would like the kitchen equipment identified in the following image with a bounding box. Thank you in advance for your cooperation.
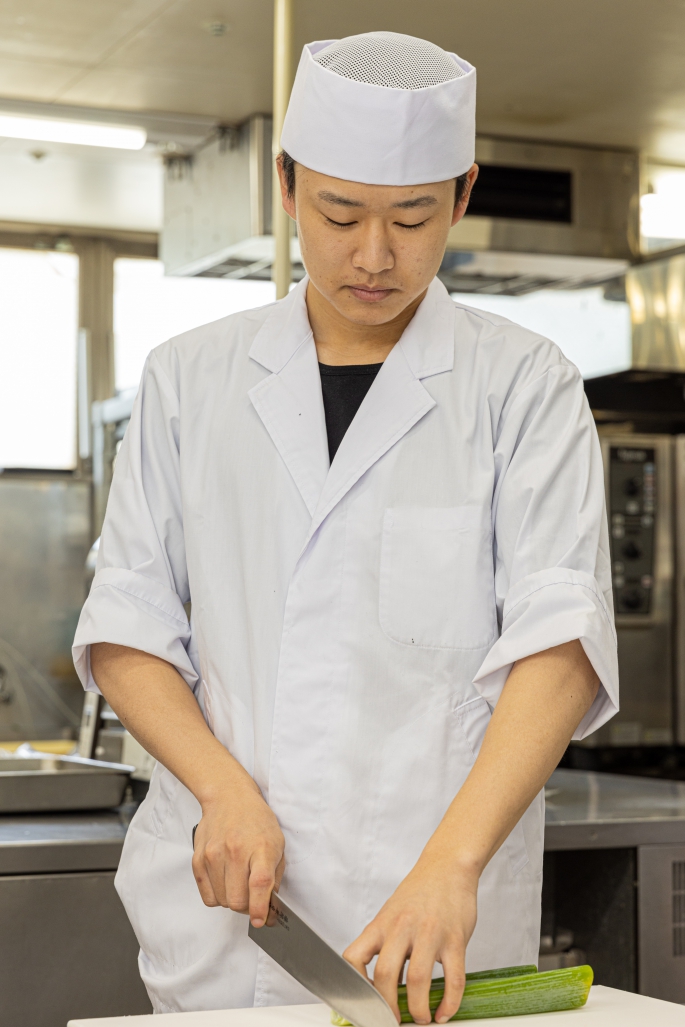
[0,474,90,741]
[588,433,685,747]
[0,754,133,812]
[163,133,638,283]
[248,894,397,1027]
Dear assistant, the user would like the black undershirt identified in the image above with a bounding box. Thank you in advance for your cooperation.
[319,362,383,462]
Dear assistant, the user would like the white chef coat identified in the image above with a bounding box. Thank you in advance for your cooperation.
[73,276,618,1014]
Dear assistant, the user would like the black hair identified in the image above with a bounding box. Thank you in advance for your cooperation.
[279,150,471,207]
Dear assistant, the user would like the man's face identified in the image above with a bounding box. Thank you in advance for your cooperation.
[278,162,478,326]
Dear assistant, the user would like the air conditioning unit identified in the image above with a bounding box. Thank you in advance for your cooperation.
[161,129,639,295]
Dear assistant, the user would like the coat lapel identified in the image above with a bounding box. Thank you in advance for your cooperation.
[248,280,329,517]
[305,278,456,542]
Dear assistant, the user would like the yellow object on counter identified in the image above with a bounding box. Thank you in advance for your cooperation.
[0,739,77,756]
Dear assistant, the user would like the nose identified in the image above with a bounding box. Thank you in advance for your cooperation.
[351,219,394,276]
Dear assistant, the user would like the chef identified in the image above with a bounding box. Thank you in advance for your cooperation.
[73,30,618,1023]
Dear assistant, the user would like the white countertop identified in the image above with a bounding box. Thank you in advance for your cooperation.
[67,987,685,1026]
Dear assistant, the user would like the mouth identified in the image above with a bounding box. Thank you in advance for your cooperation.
[346,284,396,303]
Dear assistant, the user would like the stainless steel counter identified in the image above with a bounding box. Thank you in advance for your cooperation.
[545,768,685,850]
[1,769,684,872]
[544,769,685,1004]
[0,810,128,873]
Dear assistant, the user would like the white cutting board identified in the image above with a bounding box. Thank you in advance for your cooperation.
[67,986,685,1026]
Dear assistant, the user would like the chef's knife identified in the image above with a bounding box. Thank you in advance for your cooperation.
[248,893,398,1027]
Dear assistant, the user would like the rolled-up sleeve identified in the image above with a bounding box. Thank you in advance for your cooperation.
[473,362,618,740]
[73,348,198,694]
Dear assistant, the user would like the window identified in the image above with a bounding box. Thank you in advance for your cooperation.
[113,258,276,392]
[452,287,631,379]
[0,248,79,469]
[641,163,685,254]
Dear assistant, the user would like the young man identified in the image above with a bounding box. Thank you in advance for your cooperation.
[74,32,618,1022]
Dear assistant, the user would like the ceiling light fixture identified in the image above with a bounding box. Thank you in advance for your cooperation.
[0,113,146,150]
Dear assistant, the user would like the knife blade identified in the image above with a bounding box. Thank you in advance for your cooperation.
[248,893,398,1027]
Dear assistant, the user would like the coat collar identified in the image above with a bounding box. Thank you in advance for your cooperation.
[248,277,312,374]
[247,276,456,530]
[248,275,455,379]
[397,275,456,380]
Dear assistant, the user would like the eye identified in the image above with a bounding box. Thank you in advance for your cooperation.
[396,219,429,231]
[324,215,357,228]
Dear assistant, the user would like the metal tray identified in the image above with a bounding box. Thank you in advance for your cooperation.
[0,755,134,813]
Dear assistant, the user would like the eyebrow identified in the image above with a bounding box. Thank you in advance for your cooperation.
[317,190,438,210]
[317,190,364,208]
[391,196,438,209]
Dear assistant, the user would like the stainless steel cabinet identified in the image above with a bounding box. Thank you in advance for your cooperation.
[638,844,685,1003]
[0,869,151,1027]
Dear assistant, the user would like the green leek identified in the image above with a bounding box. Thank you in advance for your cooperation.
[331,964,593,1024]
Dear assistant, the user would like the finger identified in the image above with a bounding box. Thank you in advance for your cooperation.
[343,923,384,981]
[191,851,220,907]
[405,938,440,1026]
[434,948,466,1024]
[264,855,287,926]
[373,935,413,1023]
[224,855,250,913]
[274,853,286,890]
[248,853,277,927]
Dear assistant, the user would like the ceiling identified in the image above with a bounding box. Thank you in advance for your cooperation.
[3,0,685,161]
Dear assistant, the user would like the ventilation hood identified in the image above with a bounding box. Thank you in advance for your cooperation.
[161,130,638,295]
[582,251,685,431]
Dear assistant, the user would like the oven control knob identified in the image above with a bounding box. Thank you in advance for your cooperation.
[621,540,642,560]
[621,587,644,610]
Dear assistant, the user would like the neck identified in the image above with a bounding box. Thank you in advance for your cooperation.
[306,282,426,366]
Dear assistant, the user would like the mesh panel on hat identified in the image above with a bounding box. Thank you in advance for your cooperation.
[313,31,463,90]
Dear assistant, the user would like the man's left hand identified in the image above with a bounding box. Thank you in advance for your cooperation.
[345,641,602,1024]
[343,853,478,1025]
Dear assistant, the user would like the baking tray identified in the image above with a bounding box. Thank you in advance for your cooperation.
[0,755,134,813]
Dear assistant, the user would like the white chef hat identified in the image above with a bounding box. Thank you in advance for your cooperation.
[280,31,476,187]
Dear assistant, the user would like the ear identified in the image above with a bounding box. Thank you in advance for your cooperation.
[451,164,479,228]
[276,155,297,220]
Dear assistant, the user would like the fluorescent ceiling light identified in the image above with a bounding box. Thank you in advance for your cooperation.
[0,113,146,150]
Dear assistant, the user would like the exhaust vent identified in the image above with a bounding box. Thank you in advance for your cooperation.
[468,165,572,223]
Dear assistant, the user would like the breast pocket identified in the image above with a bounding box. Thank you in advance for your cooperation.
[379,506,497,650]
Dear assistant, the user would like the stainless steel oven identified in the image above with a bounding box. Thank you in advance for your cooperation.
[590,434,685,746]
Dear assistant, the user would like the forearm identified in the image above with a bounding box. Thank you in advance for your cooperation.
[91,642,285,922]
[90,643,258,805]
[422,639,600,878]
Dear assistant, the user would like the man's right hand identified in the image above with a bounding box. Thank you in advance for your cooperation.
[89,644,286,930]
[192,779,286,927]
